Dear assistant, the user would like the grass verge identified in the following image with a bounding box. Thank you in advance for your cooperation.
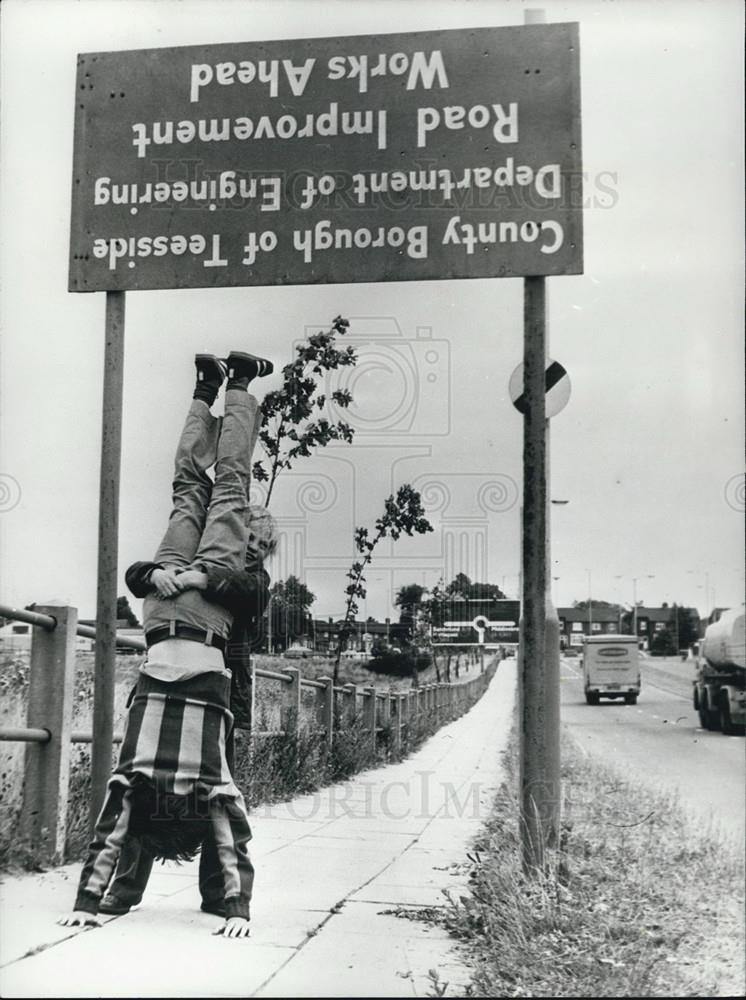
[420,732,745,997]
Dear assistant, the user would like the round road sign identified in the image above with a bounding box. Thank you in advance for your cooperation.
[509,358,571,418]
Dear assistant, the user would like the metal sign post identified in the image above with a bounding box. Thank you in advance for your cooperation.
[90,290,125,830]
[518,6,562,874]
[519,275,558,870]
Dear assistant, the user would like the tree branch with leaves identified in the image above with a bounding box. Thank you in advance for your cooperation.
[253,315,357,505]
[334,485,433,683]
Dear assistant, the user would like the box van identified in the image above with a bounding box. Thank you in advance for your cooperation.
[582,635,640,705]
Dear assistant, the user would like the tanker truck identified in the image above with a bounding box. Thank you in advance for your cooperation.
[693,607,745,735]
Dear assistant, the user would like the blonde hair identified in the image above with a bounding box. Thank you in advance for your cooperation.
[245,504,278,561]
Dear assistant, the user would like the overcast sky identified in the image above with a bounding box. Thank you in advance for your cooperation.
[1,0,743,624]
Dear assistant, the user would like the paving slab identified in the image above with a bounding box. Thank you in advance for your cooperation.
[254,913,420,998]
[116,884,330,952]
[0,865,120,966]
[0,913,296,998]
[0,661,516,998]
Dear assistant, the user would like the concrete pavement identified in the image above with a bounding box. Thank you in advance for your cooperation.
[0,661,516,998]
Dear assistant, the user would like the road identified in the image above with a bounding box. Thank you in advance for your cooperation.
[560,654,745,844]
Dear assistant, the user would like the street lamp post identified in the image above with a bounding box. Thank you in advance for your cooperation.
[585,569,592,635]
[614,575,623,632]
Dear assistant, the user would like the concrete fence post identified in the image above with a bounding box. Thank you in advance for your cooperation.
[381,689,392,730]
[283,667,302,736]
[343,684,357,727]
[391,694,402,758]
[317,676,334,747]
[20,604,77,864]
[363,687,377,754]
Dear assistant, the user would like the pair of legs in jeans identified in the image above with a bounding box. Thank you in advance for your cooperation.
[105,387,260,915]
[144,388,260,634]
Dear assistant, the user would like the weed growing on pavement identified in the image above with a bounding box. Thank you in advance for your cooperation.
[425,733,745,997]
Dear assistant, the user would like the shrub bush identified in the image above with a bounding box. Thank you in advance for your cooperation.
[367,649,432,678]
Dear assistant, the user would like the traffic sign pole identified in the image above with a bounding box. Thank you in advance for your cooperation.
[90,290,126,832]
[519,6,561,874]
[520,275,558,870]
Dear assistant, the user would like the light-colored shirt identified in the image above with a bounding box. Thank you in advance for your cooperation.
[141,637,228,683]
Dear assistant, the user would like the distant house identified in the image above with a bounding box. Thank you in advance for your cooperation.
[557,606,622,647]
[632,605,701,646]
[557,604,701,649]
[633,607,671,639]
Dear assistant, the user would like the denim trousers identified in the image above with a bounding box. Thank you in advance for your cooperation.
[142,390,261,639]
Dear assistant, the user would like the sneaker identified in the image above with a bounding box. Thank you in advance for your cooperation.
[200,900,226,918]
[99,894,135,915]
[225,352,274,382]
[195,354,228,384]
